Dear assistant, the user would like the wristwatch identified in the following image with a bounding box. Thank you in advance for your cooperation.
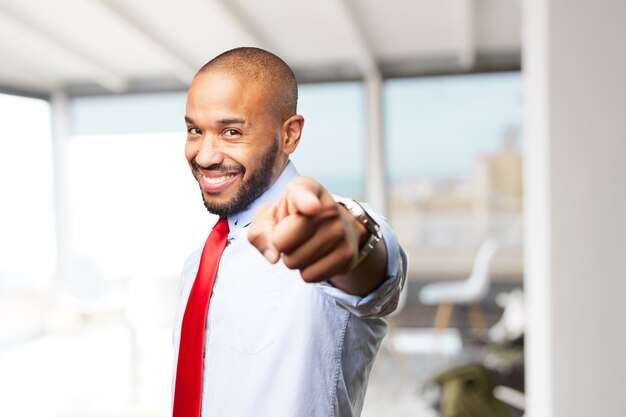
[333,196,383,268]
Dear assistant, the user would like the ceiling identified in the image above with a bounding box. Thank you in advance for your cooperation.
[0,0,521,97]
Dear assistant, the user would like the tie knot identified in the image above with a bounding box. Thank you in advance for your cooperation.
[213,217,229,234]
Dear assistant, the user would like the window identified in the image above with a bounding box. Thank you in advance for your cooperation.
[385,72,523,247]
[0,93,54,289]
[292,82,365,199]
[67,132,213,278]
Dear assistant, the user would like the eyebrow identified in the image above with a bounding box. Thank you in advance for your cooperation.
[217,118,246,125]
[184,116,247,126]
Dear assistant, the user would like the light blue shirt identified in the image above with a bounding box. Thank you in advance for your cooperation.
[173,162,407,417]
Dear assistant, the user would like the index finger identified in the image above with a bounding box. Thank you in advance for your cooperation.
[247,203,281,263]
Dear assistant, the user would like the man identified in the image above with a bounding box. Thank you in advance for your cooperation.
[173,47,407,417]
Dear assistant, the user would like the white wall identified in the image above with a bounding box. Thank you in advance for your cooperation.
[524,1,626,416]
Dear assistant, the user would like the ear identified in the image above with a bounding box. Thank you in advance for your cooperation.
[280,115,304,155]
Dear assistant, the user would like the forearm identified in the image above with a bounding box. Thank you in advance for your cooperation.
[328,238,387,296]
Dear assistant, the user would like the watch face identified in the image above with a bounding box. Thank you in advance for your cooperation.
[351,203,365,217]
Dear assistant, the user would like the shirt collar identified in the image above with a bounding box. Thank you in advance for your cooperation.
[227,160,300,232]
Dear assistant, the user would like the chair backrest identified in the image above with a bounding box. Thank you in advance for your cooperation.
[466,239,499,299]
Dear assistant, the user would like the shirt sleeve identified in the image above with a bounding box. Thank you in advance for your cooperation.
[315,202,408,319]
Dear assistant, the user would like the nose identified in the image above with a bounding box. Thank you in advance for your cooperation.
[192,135,225,168]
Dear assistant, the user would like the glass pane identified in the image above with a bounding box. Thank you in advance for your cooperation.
[291,82,365,199]
[0,93,55,414]
[67,132,214,277]
[385,72,524,294]
[0,94,54,289]
[70,92,187,135]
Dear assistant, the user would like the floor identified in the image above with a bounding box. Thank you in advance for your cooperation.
[0,323,480,416]
[362,328,465,417]
[0,285,512,417]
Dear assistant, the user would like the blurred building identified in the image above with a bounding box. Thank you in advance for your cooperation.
[472,128,523,214]
[390,128,524,282]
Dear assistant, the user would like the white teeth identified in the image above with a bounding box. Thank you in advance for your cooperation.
[203,174,235,184]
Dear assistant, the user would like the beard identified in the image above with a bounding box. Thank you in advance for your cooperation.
[193,136,280,218]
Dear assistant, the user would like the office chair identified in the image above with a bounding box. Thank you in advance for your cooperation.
[418,239,498,336]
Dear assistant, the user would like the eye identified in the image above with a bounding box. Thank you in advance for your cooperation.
[187,127,201,135]
[224,128,242,138]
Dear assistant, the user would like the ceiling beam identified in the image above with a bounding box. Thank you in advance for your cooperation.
[62,52,522,97]
[0,83,49,100]
[0,5,127,93]
[459,0,476,69]
[0,41,58,94]
[332,0,380,78]
[96,0,198,85]
[212,0,278,54]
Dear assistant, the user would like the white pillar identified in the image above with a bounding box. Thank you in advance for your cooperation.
[364,72,387,215]
[524,1,626,416]
[50,90,74,280]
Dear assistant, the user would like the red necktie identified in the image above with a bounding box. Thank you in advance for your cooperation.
[173,217,229,417]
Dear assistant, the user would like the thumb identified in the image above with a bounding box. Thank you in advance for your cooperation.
[286,179,323,217]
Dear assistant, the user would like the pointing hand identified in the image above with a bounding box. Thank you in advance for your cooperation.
[248,177,364,282]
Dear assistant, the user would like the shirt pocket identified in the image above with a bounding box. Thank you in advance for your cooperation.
[212,288,281,355]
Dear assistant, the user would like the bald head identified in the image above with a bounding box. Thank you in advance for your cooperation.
[196,47,298,123]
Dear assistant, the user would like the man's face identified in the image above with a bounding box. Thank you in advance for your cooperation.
[185,72,289,217]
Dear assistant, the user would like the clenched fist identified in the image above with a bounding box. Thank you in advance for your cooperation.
[248,177,387,296]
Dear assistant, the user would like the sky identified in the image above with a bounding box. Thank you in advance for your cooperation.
[385,72,523,180]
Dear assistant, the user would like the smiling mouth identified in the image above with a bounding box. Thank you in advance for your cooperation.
[202,173,237,184]
[198,171,240,193]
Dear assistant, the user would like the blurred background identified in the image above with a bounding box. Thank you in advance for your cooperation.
[0,1,623,416]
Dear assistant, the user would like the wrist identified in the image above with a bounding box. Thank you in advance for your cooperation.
[351,212,369,247]
[333,196,383,269]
